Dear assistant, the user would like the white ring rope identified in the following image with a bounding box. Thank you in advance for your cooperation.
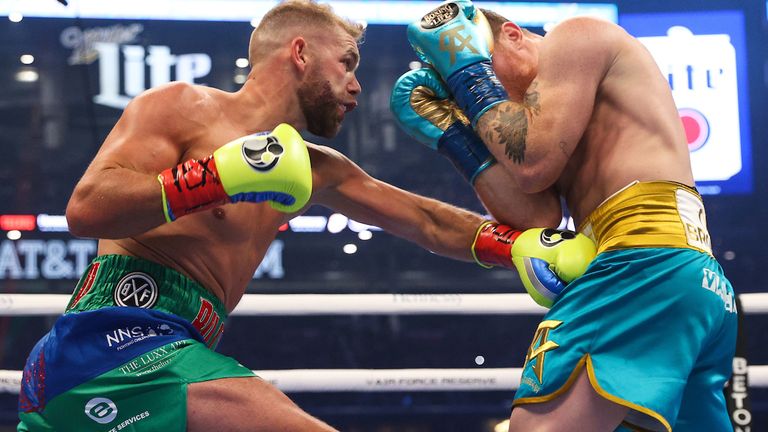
[1,293,766,394]
[1,293,767,316]
[2,366,768,394]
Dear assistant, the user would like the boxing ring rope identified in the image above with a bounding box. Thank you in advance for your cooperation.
[1,293,767,394]
[2,293,768,316]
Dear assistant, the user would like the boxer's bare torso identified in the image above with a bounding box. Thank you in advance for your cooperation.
[478,17,694,226]
[548,18,694,223]
[94,83,347,311]
[77,81,485,312]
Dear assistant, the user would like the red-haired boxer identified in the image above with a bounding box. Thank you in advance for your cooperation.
[394,1,737,431]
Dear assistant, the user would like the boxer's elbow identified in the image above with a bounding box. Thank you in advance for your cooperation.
[534,210,565,230]
[508,162,558,194]
[66,184,106,238]
[487,192,562,230]
[66,198,93,238]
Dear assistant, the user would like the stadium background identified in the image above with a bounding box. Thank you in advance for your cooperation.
[0,0,765,430]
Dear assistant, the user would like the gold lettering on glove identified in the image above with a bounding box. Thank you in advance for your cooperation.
[439,25,479,66]
[410,86,470,130]
[525,320,563,384]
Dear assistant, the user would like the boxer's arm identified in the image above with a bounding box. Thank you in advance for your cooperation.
[475,17,614,192]
[388,68,561,228]
[310,145,484,262]
[473,164,562,229]
[66,83,197,238]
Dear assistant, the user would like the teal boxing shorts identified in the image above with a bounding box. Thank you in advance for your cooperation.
[514,247,737,432]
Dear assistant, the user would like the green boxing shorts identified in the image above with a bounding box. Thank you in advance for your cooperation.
[18,254,255,432]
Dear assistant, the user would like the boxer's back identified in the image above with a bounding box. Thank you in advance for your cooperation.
[556,20,695,223]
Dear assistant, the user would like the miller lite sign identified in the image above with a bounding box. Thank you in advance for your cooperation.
[639,26,742,183]
[60,24,212,110]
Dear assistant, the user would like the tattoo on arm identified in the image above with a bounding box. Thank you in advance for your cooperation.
[479,83,542,164]
[523,82,541,116]
[490,105,528,163]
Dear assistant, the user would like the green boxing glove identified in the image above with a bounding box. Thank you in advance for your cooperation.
[158,123,312,222]
[472,223,597,308]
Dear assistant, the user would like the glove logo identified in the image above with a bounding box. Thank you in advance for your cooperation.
[539,229,576,248]
[242,135,284,172]
[438,25,480,66]
[420,2,459,29]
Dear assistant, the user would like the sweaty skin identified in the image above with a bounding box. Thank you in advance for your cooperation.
[61,22,510,432]
[71,88,487,312]
[476,17,694,225]
[66,29,490,313]
[40,10,581,431]
[66,24,565,313]
[464,15,701,431]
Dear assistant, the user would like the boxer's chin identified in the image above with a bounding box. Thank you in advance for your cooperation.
[298,77,342,139]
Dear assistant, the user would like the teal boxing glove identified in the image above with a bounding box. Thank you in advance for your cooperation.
[390,68,495,184]
[407,0,509,126]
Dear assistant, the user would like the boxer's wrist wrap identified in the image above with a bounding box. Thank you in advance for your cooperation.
[437,121,496,184]
[471,221,523,268]
[158,155,230,222]
[446,61,509,127]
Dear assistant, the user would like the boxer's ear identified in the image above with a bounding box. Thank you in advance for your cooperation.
[290,37,309,73]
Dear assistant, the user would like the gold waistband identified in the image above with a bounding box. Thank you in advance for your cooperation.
[578,181,712,255]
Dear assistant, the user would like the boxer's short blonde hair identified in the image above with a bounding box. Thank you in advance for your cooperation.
[249,0,365,66]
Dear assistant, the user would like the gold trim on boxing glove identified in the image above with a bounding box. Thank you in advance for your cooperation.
[471,221,494,269]
[410,85,471,131]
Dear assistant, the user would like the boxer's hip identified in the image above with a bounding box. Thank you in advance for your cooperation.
[18,255,252,430]
[66,254,228,348]
[18,308,253,431]
[579,180,712,255]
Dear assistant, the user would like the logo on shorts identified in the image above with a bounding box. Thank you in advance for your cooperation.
[539,229,576,248]
[525,320,563,385]
[85,397,118,424]
[191,297,224,347]
[113,272,158,308]
[105,323,175,349]
[242,134,283,172]
[421,2,459,29]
